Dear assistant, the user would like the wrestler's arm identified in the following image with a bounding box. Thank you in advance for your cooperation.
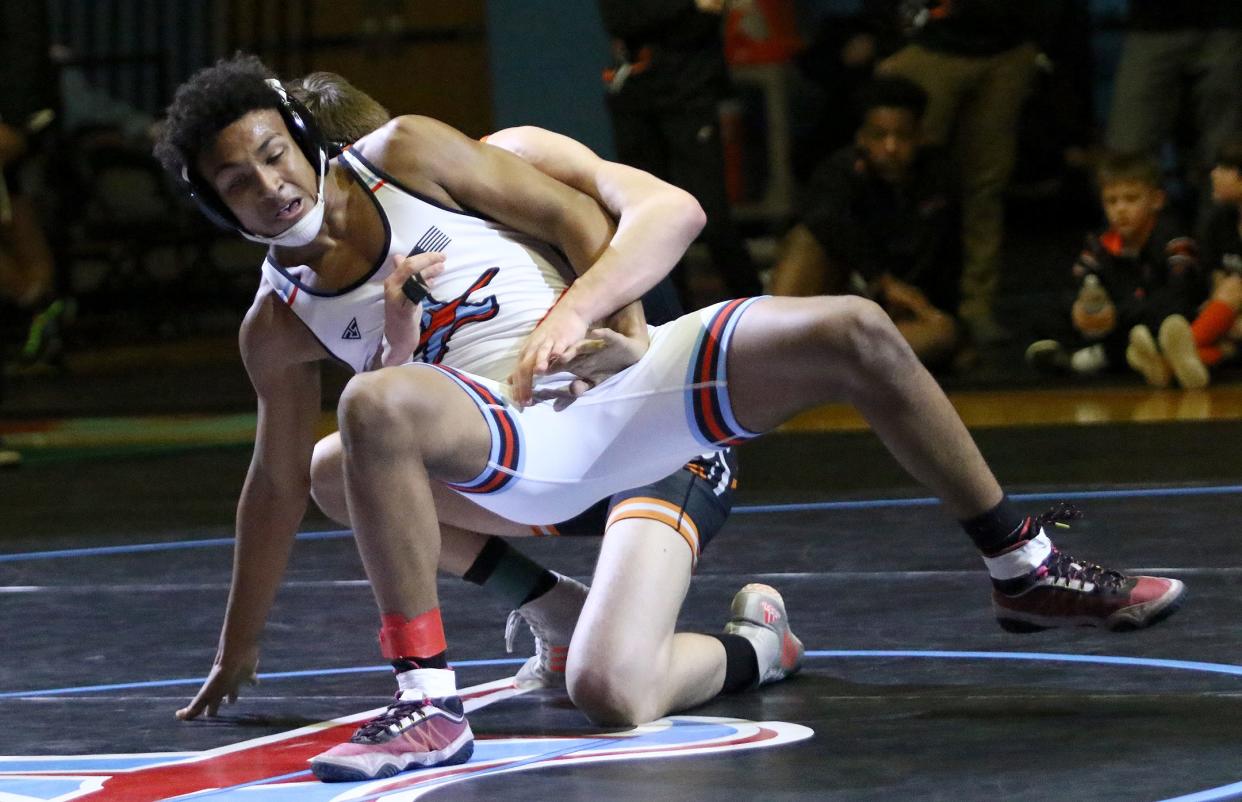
[484,125,706,341]
[177,280,326,719]
[359,116,685,401]
[358,116,615,293]
[484,126,705,279]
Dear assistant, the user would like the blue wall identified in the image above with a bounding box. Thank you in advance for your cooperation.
[486,0,616,158]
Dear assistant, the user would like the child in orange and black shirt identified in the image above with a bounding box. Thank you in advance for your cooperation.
[1026,152,1206,380]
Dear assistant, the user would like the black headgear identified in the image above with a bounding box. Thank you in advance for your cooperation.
[180,78,330,232]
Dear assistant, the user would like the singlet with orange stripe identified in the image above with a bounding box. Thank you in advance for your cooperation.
[258,147,570,379]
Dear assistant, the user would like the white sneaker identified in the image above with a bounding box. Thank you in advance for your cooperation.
[1125,325,1171,387]
[1158,315,1209,389]
[723,583,804,687]
[505,573,588,689]
[1069,343,1109,375]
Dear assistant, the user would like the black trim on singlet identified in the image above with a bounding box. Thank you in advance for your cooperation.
[344,146,499,223]
[263,156,393,299]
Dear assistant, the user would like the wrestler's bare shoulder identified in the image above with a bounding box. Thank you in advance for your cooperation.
[352,115,472,209]
[239,277,326,376]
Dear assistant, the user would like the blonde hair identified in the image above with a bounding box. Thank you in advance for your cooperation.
[284,72,390,145]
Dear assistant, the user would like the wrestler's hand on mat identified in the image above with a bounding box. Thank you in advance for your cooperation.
[176,651,259,720]
[375,251,446,369]
[510,302,590,407]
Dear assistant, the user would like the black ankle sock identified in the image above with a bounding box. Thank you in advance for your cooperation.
[960,495,1028,555]
[391,652,449,672]
[711,633,759,693]
[462,536,558,608]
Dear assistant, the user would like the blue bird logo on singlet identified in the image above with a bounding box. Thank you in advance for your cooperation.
[415,267,501,364]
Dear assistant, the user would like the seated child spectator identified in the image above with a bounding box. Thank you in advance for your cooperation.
[1026,151,1206,380]
[770,76,962,368]
[1128,136,1242,388]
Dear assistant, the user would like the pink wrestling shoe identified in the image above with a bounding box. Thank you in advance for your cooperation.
[310,670,473,782]
[991,506,1186,632]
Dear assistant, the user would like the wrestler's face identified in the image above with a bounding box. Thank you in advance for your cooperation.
[198,109,318,237]
[856,107,918,183]
[1211,164,1242,205]
[1100,179,1164,242]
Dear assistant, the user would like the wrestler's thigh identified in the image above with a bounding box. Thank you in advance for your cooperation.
[568,518,694,670]
[311,430,530,537]
[726,294,882,430]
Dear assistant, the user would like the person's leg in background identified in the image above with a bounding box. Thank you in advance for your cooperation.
[0,187,70,366]
[1190,30,1242,221]
[661,101,762,301]
[950,43,1039,344]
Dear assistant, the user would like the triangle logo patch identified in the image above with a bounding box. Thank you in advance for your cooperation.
[342,318,362,340]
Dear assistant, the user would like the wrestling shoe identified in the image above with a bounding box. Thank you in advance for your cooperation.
[1158,315,1209,389]
[505,573,589,689]
[310,670,473,782]
[991,505,1186,633]
[724,583,804,686]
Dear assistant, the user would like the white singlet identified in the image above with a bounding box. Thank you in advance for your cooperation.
[259,148,570,380]
[260,147,765,524]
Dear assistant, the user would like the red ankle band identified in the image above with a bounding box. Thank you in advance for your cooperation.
[379,609,447,659]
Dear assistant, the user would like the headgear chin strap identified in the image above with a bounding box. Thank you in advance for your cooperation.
[181,77,332,245]
[238,168,327,247]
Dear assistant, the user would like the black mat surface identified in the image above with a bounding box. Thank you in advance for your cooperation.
[2,424,1240,800]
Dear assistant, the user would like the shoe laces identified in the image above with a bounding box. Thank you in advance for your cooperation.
[1028,503,1125,592]
[353,695,428,742]
[1029,502,1083,533]
[1040,549,1127,593]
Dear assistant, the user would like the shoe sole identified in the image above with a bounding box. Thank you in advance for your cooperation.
[1158,316,1209,389]
[311,732,474,783]
[994,580,1187,633]
[1126,326,1171,387]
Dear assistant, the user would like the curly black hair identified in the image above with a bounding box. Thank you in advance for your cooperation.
[855,76,928,122]
[153,53,280,182]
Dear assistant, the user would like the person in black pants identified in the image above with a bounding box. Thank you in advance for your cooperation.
[598,0,761,305]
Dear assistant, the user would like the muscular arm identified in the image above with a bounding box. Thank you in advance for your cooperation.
[362,116,688,331]
[178,284,326,719]
[484,125,707,336]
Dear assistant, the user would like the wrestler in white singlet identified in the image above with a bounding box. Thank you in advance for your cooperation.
[263,147,761,524]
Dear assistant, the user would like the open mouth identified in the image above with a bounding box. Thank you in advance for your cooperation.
[276,197,303,222]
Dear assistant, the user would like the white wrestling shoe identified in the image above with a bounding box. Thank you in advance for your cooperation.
[504,573,589,689]
[724,583,804,687]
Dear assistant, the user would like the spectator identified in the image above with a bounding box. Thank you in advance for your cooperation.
[789,0,905,183]
[0,0,70,367]
[597,0,761,309]
[769,76,961,368]
[1131,135,1242,389]
[1025,152,1206,382]
[877,1,1047,345]
[1105,0,1242,222]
